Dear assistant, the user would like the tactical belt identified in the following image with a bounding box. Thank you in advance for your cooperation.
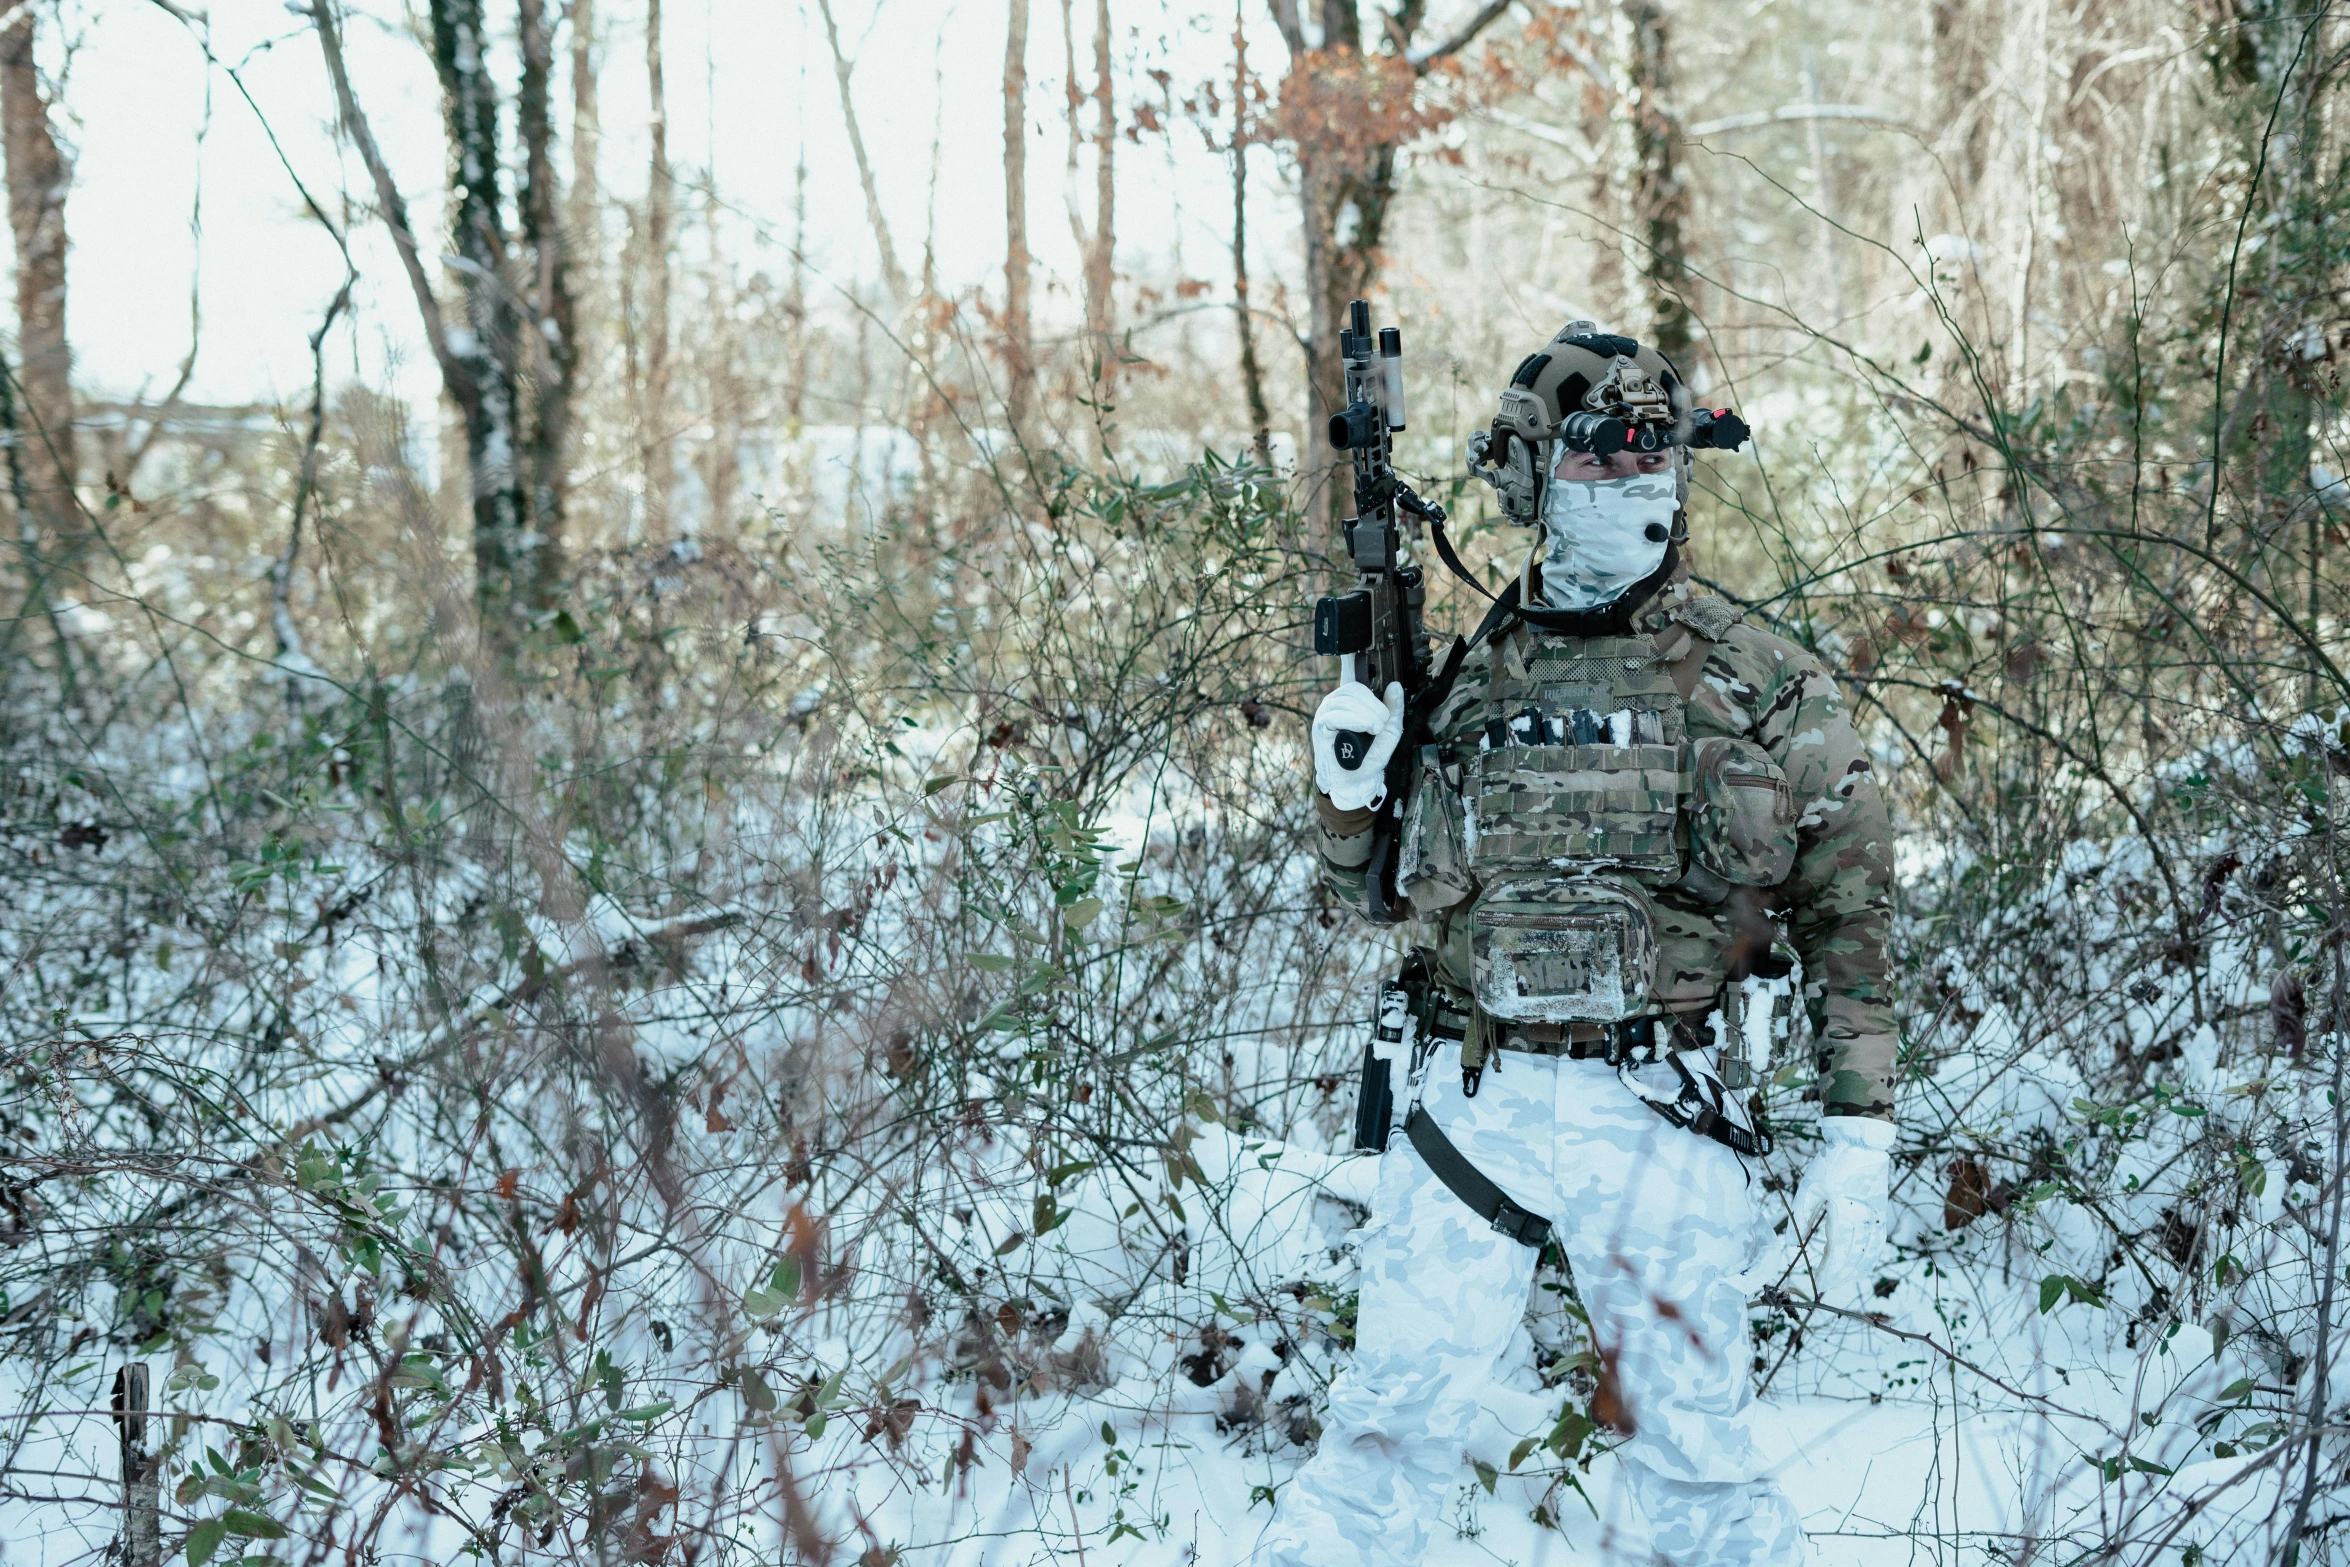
[1404,1106,1553,1249]
[1416,996,1673,1063]
[1496,1015,1676,1062]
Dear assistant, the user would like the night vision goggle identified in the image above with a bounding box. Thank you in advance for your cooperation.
[1467,406,1752,524]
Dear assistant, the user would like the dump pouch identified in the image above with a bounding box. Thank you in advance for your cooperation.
[1468,877,1659,1023]
[1686,736,1798,886]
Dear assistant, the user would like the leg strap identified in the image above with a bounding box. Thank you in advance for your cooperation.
[1404,1108,1553,1249]
[1616,1042,1774,1159]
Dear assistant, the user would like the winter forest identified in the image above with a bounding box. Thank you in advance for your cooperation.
[3,0,2349,1560]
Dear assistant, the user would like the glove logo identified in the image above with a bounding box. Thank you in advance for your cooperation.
[1332,730,1372,770]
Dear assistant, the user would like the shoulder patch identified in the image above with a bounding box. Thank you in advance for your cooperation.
[1670,593,1743,641]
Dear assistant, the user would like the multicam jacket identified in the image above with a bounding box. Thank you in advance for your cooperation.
[1313,567,1898,1121]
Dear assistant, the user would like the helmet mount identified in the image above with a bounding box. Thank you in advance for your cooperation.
[1466,321,1750,524]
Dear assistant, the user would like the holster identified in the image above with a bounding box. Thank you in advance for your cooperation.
[1350,957,1428,1153]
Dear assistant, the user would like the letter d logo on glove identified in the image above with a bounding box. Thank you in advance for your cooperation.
[1313,682,1407,812]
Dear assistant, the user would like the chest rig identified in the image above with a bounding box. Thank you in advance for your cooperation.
[1396,608,1797,1027]
[1401,627,1697,1024]
[1362,599,1797,1201]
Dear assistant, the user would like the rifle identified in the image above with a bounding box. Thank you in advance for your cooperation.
[1312,299,1464,924]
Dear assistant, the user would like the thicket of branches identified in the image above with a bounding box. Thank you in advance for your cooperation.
[5,0,2350,1562]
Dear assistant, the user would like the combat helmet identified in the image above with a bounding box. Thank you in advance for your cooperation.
[1466,321,1747,527]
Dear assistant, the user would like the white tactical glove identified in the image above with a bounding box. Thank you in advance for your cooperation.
[1311,681,1405,813]
[1791,1115,1894,1300]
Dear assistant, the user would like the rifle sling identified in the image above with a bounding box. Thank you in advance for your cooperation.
[1428,517,1496,601]
[1362,630,1474,922]
[1404,1107,1553,1249]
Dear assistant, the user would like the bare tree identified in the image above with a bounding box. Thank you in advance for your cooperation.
[2,3,74,558]
[1230,4,1273,469]
[816,0,907,303]
[567,0,601,345]
[1620,0,1690,362]
[1083,0,1116,377]
[520,0,578,563]
[427,0,534,620]
[313,0,562,628]
[1266,0,1510,507]
[1004,0,1036,430]
[642,0,674,532]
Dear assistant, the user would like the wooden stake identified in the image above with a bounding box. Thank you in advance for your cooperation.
[113,1364,159,1567]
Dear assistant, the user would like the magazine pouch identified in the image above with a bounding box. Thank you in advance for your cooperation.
[1396,745,1473,914]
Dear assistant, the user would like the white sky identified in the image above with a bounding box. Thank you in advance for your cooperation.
[64,0,1301,410]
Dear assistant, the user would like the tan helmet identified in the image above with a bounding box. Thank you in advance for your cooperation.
[1468,321,1695,524]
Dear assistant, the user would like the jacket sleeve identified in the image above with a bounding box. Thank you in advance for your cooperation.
[1312,789,1379,919]
[1752,650,1899,1122]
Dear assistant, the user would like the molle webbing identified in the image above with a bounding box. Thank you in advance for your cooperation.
[1469,744,1684,869]
[1469,631,1690,882]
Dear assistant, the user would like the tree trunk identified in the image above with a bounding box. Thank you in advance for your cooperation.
[1623,0,1691,364]
[815,0,907,303]
[642,0,674,533]
[426,0,532,624]
[519,0,574,600]
[2,9,74,557]
[1084,0,1115,377]
[788,57,809,428]
[1003,0,1035,431]
[567,0,600,358]
[1230,7,1271,469]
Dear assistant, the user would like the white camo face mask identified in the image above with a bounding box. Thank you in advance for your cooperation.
[1538,472,1677,610]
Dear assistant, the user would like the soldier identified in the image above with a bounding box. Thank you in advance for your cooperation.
[1268,325,1897,1565]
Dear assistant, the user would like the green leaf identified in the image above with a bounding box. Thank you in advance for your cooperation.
[186,1518,230,1567]
[549,608,586,644]
[804,1410,827,1440]
[993,1229,1028,1256]
[968,954,1016,973]
[2218,1377,2259,1401]
[736,1367,777,1413]
[617,1399,674,1422]
[1472,1460,1498,1495]
[219,1509,286,1539]
[1546,1408,1594,1459]
[2127,1455,2175,1476]
[768,1256,802,1301]
[2039,1275,2068,1315]
[1063,896,1103,931]
[742,1287,782,1322]
[923,775,960,796]
[1508,1436,1539,1471]
[1046,1160,1095,1189]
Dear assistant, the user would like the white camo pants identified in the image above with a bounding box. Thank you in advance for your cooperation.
[1262,1042,1803,1565]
